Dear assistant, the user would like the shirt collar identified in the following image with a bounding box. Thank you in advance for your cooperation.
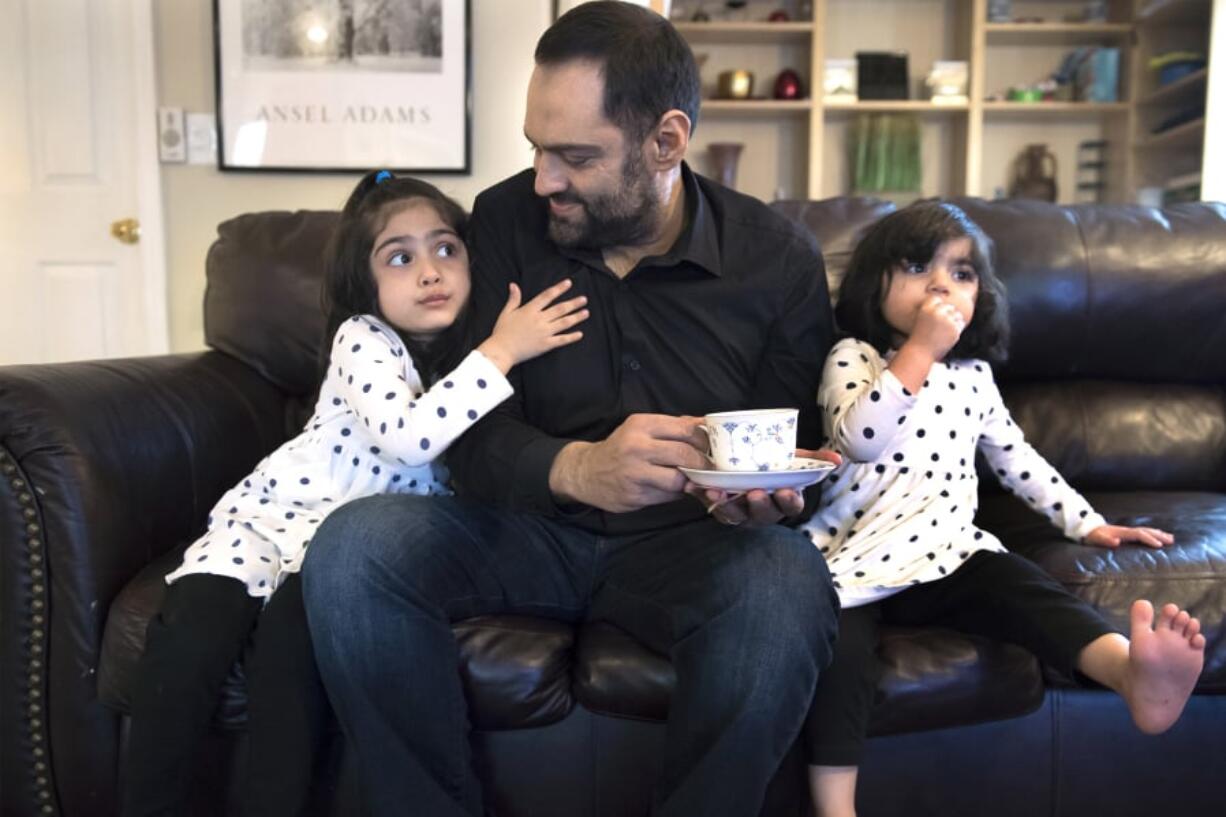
[652,162,722,277]
[550,161,723,278]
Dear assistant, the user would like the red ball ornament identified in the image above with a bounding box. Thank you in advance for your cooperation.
[768,9,791,21]
[773,69,804,100]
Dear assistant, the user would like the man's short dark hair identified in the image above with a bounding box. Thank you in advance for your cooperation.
[535,1,701,143]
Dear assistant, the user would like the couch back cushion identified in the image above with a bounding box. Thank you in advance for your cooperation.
[206,199,1226,488]
[204,210,337,396]
[955,199,1226,492]
[774,197,1226,491]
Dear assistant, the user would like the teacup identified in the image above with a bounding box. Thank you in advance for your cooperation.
[699,408,798,472]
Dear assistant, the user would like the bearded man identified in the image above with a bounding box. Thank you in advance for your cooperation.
[302,4,840,815]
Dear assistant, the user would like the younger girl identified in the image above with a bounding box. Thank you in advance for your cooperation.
[124,171,589,817]
[801,201,1205,817]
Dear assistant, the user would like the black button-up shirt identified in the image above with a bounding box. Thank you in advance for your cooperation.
[447,163,833,535]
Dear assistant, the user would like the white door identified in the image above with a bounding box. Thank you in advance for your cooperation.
[0,0,167,365]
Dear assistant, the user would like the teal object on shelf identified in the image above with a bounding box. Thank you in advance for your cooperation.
[1078,48,1119,102]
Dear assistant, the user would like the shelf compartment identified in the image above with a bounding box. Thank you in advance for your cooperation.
[984,22,1133,45]
[1134,117,1205,148]
[699,99,813,114]
[982,102,1131,115]
[1135,0,1213,26]
[674,22,813,43]
[1137,67,1208,106]
[823,100,969,113]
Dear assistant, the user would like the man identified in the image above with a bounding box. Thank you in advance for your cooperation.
[303,4,839,815]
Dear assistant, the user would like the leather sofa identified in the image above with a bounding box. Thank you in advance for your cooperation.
[2,197,1224,817]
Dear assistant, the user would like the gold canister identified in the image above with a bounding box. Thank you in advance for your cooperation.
[716,70,754,100]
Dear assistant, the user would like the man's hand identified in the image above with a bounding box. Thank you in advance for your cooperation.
[549,414,709,513]
[684,448,843,527]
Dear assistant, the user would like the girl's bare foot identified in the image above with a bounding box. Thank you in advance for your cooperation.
[1123,600,1205,734]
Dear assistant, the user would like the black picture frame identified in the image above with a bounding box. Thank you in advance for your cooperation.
[213,0,471,174]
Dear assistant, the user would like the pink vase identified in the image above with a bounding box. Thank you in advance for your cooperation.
[708,142,744,189]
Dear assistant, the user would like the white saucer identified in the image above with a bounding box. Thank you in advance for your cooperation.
[679,457,836,492]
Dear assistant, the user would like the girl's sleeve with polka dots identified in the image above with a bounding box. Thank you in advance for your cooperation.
[977,366,1106,540]
[331,316,514,467]
[819,338,917,462]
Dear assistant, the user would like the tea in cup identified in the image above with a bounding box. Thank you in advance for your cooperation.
[700,408,798,472]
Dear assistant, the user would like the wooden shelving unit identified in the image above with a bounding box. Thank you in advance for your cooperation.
[674,21,813,42]
[824,100,970,113]
[982,101,1132,113]
[1137,66,1208,103]
[1136,0,1213,26]
[674,0,1214,204]
[984,22,1134,45]
[700,99,813,114]
[1130,0,1213,199]
[1134,117,1206,147]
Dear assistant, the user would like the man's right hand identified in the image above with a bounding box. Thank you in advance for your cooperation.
[549,414,709,513]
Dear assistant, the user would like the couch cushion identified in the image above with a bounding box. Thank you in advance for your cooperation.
[100,557,1044,738]
[995,381,1226,492]
[204,210,336,398]
[950,199,1226,384]
[979,491,1226,691]
[572,621,1044,737]
[98,553,575,731]
[771,197,898,301]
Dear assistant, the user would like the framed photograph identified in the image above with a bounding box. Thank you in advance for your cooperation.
[553,0,666,20]
[214,0,470,173]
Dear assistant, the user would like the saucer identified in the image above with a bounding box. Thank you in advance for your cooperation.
[679,457,836,492]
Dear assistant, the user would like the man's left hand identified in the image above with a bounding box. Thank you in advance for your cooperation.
[684,448,842,527]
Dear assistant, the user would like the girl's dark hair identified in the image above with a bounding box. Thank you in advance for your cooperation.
[835,201,1010,362]
[535,0,701,143]
[319,170,475,386]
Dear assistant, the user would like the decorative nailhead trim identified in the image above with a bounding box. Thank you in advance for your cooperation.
[1,447,59,816]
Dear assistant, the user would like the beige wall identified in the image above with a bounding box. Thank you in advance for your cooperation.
[155,0,551,352]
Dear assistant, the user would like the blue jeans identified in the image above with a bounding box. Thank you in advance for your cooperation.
[302,495,838,817]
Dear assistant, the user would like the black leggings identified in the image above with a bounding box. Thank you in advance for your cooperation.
[803,550,1118,767]
[122,573,330,817]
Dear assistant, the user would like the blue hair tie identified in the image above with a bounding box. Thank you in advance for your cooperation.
[374,170,393,184]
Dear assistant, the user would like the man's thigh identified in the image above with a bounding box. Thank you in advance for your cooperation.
[590,518,834,653]
[305,494,596,622]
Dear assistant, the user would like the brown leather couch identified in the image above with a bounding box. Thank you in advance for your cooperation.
[2,197,1224,817]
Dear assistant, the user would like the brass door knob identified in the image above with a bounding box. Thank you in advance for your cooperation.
[111,218,140,244]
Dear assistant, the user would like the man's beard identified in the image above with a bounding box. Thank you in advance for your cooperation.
[546,150,660,251]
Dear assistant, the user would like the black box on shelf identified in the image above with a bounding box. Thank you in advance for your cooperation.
[856,51,909,100]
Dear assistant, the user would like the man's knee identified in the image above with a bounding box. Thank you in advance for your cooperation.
[743,527,834,604]
[735,527,839,648]
[303,494,448,602]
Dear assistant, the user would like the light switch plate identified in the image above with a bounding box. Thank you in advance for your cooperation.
[157,107,187,163]
[186,113,217,165]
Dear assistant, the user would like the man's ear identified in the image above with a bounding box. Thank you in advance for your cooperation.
[649,109,691,170]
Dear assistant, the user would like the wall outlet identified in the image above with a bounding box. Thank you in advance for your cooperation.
[186,113,218,166]
[157,107,187,163]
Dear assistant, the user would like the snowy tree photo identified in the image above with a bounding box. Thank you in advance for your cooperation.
[241,0,443,72]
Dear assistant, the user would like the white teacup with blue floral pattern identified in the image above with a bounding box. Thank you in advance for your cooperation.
[700,408,798,472]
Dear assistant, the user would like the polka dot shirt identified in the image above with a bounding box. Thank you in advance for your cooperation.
[166,314,514,599]
[801,338,1105,609]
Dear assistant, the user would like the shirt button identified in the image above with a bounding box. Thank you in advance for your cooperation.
[624,356,641,371]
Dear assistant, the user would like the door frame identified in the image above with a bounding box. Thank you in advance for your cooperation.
[132,0,170,355]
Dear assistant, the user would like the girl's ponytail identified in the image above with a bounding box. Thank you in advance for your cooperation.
[339,169,394,220]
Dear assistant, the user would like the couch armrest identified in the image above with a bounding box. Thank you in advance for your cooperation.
[0,351,288,817]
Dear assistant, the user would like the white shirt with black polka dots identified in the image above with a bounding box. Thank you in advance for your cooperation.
[802,338,1105,609]
[165,314,514,599]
